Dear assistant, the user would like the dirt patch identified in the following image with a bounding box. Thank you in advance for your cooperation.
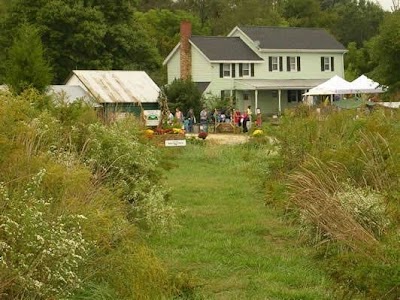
[186,133,249,145]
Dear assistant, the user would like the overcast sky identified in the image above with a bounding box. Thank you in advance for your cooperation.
[375,0,395,10]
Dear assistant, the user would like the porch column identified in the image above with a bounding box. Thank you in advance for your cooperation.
[278,89,282,114]
[255,89,258,110]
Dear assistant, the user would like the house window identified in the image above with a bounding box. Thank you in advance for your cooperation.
[321,56,335,72]
[219,63,236,78]
[289,57,296,71]
[243,93,249,100]
[271,57,278,71]
[288,90,303,103]
[223,63,231,77]
[269,56,283,72]
[239,63,254,77]
[323,57,330,71]
[242,63,250,76]
[287,56,301,72]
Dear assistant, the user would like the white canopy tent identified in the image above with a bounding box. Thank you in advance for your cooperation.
[304,75,355,96]
[351,75,385,93]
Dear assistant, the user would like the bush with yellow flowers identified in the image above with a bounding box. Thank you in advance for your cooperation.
[252,129,264,137]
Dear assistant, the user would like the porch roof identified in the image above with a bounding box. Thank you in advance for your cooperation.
[234,79,326,90]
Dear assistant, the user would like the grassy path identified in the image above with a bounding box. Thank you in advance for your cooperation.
[151,144,334,299]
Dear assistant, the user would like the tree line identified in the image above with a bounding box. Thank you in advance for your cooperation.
[0,0,399,92]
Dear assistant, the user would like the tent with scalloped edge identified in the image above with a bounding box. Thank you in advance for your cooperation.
[303,75,355,95]
[351,75,386,93]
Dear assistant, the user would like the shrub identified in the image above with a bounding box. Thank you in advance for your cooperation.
[83,119,179,233]
[270,106,400,299]
[0,170,89,299]
[0,91,179,299]
[162,78,202,117]
[252,129,263,137]
[198,131,208,139]
[336,181,390,238]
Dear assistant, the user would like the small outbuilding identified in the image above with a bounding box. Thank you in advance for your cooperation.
[48,85,92,104]
[65,70,160,121]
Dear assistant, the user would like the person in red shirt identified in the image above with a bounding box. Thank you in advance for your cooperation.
[256,107,262,127]
[233,109,241,127]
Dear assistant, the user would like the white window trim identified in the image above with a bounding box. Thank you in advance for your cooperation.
[323,57,331,72]
[242,63,250,77]
[223,63,231,78]
[289,56,297,72]
[271,57,279,72]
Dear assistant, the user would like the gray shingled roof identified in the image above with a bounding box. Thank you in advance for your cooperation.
[195,82,210,94]
[239,26,345,50]
[190,36,263,61]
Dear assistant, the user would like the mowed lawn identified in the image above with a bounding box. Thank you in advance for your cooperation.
[150,144,335,300]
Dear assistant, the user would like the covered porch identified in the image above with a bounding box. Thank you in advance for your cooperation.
[232,79,326,115]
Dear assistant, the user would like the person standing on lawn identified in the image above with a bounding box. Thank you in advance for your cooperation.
[175,107,183,125]
[200,107,208,132]
[256,107,262,127]
[246,105,252,130]
[186,108,196,133]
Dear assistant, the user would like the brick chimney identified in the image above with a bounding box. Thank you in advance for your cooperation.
[180,20,192,80]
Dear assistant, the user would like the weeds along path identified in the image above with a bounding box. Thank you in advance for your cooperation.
[150,144,334,299]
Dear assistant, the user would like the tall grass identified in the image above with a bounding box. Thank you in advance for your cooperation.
[288,159,384,249]
[0,90,178,299]
[268,104,400,299]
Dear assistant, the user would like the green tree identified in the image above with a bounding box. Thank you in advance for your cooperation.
[173,0,225,29]
[227,0,285,28]
[369,11,400,91]
[0,0,11,18]
[173,0,285,34]
[318,0,351,10]
[135,9,210,59]
[5,24,52,94]
[330,0,384,47]
[138,0,175,11]
[163,79,202,118]
[282,0,322,27]
[0,0,161,83]
[37,1,109,82]
[87,0,139,21]
[344,41,376,81]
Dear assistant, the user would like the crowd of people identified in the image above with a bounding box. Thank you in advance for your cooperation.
[167,106,262,133]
